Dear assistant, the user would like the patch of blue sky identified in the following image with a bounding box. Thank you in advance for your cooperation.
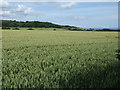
[3,2,118,29]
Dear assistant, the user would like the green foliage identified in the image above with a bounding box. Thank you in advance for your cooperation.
[2,27,11,29]
[12,27,20,30]
[1,20,64,28]
[2,30,119,88]
[53,29,56,31]
[27,28,34,30]
[1,20,119,31]
[68,28,71,30]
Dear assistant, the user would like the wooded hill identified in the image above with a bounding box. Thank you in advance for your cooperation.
[1,20,119,31]
[1,20,76,28]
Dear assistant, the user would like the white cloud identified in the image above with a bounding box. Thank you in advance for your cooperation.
[15,5,33,14]
[25,8,33,14]
[60,2,77,8]
[0,0,9,7]
[0,11,10,15]
[16,5,27,12]
[5,0,120,2]
[1,1,34,18]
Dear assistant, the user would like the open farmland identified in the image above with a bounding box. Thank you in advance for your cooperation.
[2,30,120,88]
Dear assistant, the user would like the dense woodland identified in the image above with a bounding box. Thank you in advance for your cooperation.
[1,20,119,31]
[1,20,75,28]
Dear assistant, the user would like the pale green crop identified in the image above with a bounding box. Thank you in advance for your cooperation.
[2,30,119,88]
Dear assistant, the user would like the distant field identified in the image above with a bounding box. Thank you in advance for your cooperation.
[2,30,120,88]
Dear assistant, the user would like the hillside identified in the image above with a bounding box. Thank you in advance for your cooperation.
[0,20,119,31]
[1,20,76,29]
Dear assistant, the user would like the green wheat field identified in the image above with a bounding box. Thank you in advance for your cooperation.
[2,29,120,88]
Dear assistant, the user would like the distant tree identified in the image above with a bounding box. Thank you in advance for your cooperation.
[68,28,71,30]
[2,27,11,29]
[1,20,79,29]
[27,28,34,30]
[12,27,20,30]
[102,28,111,31]
[72,28,78,31]
[53,29,56,31]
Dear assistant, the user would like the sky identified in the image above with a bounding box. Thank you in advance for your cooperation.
[0,0,118,29]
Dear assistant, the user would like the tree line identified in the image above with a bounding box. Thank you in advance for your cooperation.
[1,20,119,31]
[1,20,76,29]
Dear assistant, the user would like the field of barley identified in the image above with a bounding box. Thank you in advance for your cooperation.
[2,30,120,88]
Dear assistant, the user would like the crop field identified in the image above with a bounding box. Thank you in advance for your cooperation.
[2,30,120,88]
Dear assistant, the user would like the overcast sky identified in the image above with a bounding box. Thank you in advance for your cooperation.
[0,0,118,29]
